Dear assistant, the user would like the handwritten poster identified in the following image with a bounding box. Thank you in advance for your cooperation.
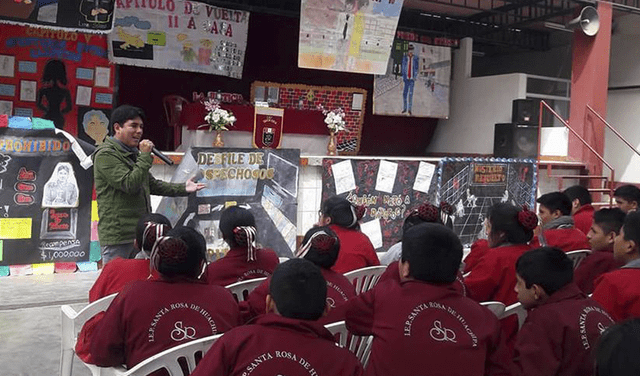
[109,0,249,78]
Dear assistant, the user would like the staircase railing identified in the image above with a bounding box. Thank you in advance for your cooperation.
[586,104,640,159]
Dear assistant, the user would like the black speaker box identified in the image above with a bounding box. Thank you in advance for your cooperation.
[493,123,539,159]
[512,99,541,125]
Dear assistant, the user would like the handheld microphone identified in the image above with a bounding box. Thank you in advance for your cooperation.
[152,147,174,165]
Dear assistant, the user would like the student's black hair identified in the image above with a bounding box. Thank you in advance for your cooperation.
[269,259,327,320]
[219,206,256,248]
[593,208,626,236]
[155,226,206,278]
[109,105,146,135]
[135,213,172,252]
[563,185,592,205]
[595,318,640,376]
[321,196,360,229]
[621,211,640,250]
[515,247,573,295]
[42,59,67,85]
[400,223,462,283]
[487,203,535,245]
[537,192,572,216]
[298,226,341,269]
[613,185,640,205]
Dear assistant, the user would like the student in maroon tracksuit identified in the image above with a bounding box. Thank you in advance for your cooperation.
[345,223,512,376]
[318,196,379,273]
[90,226,240,369]
[206,206,279,286]
[191,259,363,376]
[513,247,614,376]
[564,185,595,236]
[592,211,640,322]
[595,318,640,376]
[613,184,640,213]
[243,226,356,325]
[530,192,590,252]
[574,208,625,294]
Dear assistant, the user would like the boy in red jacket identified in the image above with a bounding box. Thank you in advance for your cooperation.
[513,247,613,376]
[613,184,640,213]
[345,223,512,376]
[531,192,590,252]
[191,259,363,376]
[592,211,640,322]
[563,185,594,236]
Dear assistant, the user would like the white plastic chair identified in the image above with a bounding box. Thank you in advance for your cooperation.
[480,301,506,317]
[101,333,223,376]
[60,293,118,376]
[225,277,267,302]
[566,249,592,270]
[325,320,374,367]
[278,257,289,263]
[500,302,528,329]
[344,266,387,294]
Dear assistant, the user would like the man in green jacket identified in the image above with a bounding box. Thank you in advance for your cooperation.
[93,105,205,264]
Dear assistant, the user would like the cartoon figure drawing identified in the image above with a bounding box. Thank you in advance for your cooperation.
[43,163,79,207]
[199,39,213,65]
[37,59,72,130]
[116,26,144,49]
[401,44,419,115]
[82,110,109,145]
[466,188,477,208]
[181,41,197,63]
[80,0,113,24]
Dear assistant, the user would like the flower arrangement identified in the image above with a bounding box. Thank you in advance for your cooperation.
[318,105,346,134]
[204,98,236,132]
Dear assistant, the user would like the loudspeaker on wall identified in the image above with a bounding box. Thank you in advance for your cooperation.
[512,99,541,125]
[493,123,539,159]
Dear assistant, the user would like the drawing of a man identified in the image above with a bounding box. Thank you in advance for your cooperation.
[43,163,79,207]
[401,44,419,115]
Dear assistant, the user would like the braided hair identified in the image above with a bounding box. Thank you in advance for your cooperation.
[321,196,364,230]
[149,226,207,279]
[295,226,341,269]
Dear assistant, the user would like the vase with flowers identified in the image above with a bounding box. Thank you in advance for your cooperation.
[319,105,346,156]
[204,98,236,147]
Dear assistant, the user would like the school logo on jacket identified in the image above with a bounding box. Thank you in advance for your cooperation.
[578,306,613,350]
[171,321,197,342]
[148,302,218,343]
[404,301,478,347]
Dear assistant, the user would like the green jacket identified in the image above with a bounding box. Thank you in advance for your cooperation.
[93,137,188,246]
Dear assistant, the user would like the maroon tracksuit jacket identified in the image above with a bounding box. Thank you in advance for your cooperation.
[330,225,380,274]
[573,247,623,294]
[345,278,513,376]
[592,264,640,322]
[530,228,590,252]
[206,246,279,286]
[380,261,468,296]
[572,204,594,236]
[513,283,613,376]
[190,314,364,376]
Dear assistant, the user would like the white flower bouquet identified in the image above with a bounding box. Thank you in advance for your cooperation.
[319,106,346,134]
[204,98,236,132]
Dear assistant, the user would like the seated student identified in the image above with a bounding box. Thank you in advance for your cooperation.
[613,184,640,213]
[595,318,640,376]
[319,196,379,273]
[574,208,625,294]
[513,247,614,376]
[530,192,590,252]
[206,206,279,286]
[345,223,512,376]
[90,226,240,370]
[243,226,356,325]
[592,211,640,322]
[563,185,594,236]
[190,259,364,376]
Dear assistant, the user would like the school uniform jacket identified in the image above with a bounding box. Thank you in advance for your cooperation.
[463,239,490,273]
[330,225,380,274]
[513,283,614,376]
[345,279,512,376]
[189,314,363,376]
[572,204,595,236]
[530,228,590,252]
[592,260,640,322]
[380,261,468,296]
[206,247,279,286]
[573,247,623,294]
[241,267,356,325]
[90,278,240,369]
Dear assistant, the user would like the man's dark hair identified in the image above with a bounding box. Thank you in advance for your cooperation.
[321,196,359,229]
[621,211,640,249]
[269,259,327,320]
[613,185,640,205]
[110,105,146,135]
[156,226,207,278]
[487,203,534,245]
[537,192,572,216]
[299,226,340,269]
[219,206,256,248]
[135,213,172,253]
[515,247,573,295]
[593,208,626,236]
[596,318,640,376]
[563,185,592,205]
[401,223,462,283]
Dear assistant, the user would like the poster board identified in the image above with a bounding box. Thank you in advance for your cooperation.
[321,158,439,251]
[109,0,249,78]
[157,147,300,257]
[0,126,92,266]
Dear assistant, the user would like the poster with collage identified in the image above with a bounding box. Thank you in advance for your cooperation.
[0,24,115,144]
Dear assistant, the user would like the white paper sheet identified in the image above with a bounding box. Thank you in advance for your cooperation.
[76,86,92,106]
[375,160,398,193]
[19,81,36,102]
[331,160,356,195]
[360,218,383,249]
[94,67,111,88]
[413,161,436,193]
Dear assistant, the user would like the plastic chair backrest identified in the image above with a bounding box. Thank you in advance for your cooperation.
[344,266,387,295]
[480,301,506,317]
[325,321,374,367]
[500,302,528,329]
[566,249,592,270]
[279,257,289,263]
[225,277,267,302]
[60,293,118,376]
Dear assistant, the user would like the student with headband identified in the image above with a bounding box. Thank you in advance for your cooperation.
[319,196,379,273]
[206,206,279,286]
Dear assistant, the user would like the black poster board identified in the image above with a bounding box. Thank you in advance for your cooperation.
[0,127,92,266]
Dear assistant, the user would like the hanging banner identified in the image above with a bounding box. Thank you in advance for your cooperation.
[0,0,115,33]
[253,107,283,149]
[298,0,404,75]
[0,126,93,266]
[109,0,249,78]
[0,24,115,141]
[373,36,451,118]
